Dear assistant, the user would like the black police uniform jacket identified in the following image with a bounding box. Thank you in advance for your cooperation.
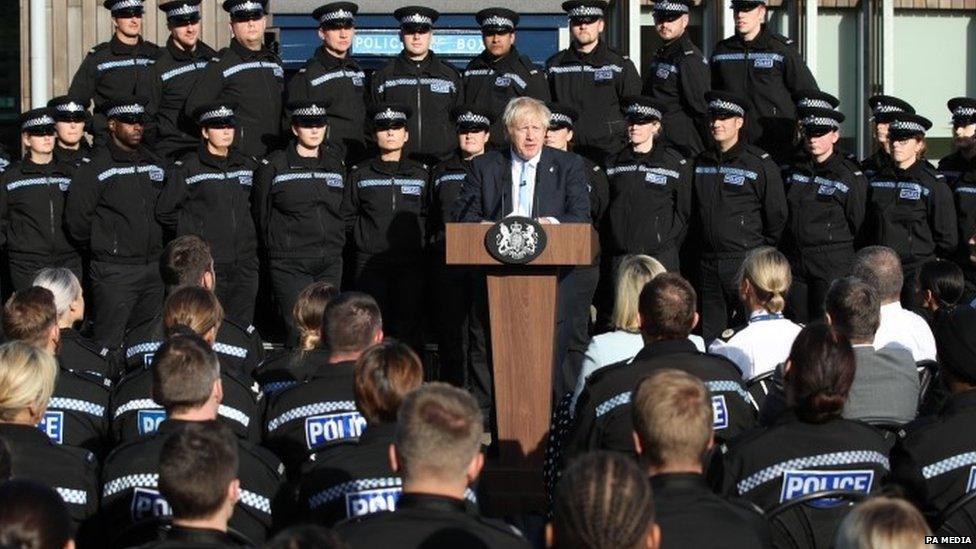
[938,152,976,263]
[428,153,469,253]
[68,36,159,136]
[782,150,868,254]
[185,39,284,157]
[568,338,757,462]
[252,143,347,260]
[462,46,550,149]
[692,141,788,256]
[140,36,218,160]
[334,493,530,549]
[101,419,284,546]
[644,33,711,157]
[343,158,428,263]
[710,26,818,161]
[286,47,367,161]
[59,327,118,382]
[604,144,691,257]
[545,41,642,160]
[64,141,166,264]
[156,145,259,265]
[864,159,957,267]
[254,348,330,397]
[42,364,111,458]
[368,51,463,162]
[0,157,80,262]
[583,155,610,229]
[134,526,251,549]
[55,142,93,169]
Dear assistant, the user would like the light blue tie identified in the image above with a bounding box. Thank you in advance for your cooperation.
[518,161,531,216]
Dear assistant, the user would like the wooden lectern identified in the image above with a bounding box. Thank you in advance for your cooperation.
[445,222,599,512]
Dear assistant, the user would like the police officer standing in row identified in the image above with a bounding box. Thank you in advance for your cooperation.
[369,7,463,166]
[710,0,818,164]
[186,0,284,158]
[861,94,915,179]
[287,2,368,164]
[939,98,976,299]
[643,0,710,157]
[547,0,641,164]
[47,96,92,167]
[141,0,217,160]
[68,0,158,143]
[463,8,550,150]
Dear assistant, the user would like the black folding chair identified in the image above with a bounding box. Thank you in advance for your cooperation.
[937,489,976,538]
[916,360,949,417]
[764,489,870,549]
[746,369,777,412]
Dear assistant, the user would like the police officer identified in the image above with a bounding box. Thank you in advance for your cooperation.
[156,103,260,325]
[141,0,217,160]
[344,105,428,352]
[547,0,641,164]
[47,95,92,168]
[64,98,165,348]
[939,98,976,299]
[68,0,158,143]
[643,0,710,157]
[693,91,787,342]
[463,8,550,150]
[863,112,957,308]
[861,94,915,179]
[710,0,818,164]
[286,2,367,164]
[368,7,462,166]
[0,108,83,291]
[185,0,283,158]
[252,100,347,345]
[781,106,867,323]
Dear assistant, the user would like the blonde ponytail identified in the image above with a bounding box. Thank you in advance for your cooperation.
[739,247,792,314]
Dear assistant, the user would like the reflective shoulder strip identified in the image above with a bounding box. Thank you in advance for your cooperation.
[703,380,757,408]
[160,60,208,82]
[922,451,976,480]
[97,58,155,71]
[185,172,226,185]
[261,380,298,394]
[606,165,638,176]
[358,178,391,188]
[7,177,53,191]
[266,400,357,432]
[735,450,889,496]
[308,477,402,509]
[464,68,492,77]
[395,178,425,187]
[957,186,976,194]
[223,61,283,78]
[501,72,528,89]
[435,173,466,187]
[217,404,251,428]
[126,341,162,359]
[103,473,159,497]
[213,342,248,359]
[114,398,162,419]
[56,487,89,505]
[48,397,105,417]
[239,489,271,514]
[595,391,631,418]
[310,69,365,87]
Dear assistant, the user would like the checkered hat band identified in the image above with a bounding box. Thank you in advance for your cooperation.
[797,99,833,109]
[568,5,603,17]
[482,15,514,28]
[708,99,744,116]
[627,104,662,120]
[56,102,86,113]
[889,120,925,133]
[375,109,406,121]
[109,0,142,10]
[457,112,489,126]
[167,4,200,17]
[400,13,432,25]
[653,2,689,13]
[293,105,327,117]
[23,115,55,129]
[800,116,840,128]
[229,1,263,14]
[199,106,235,122]
[106,104,145,117]
[550,113,573,127]
[320,8,353,21]
[874,104,904,115]
[953,106,976,118]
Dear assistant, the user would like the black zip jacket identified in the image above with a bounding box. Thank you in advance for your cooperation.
[546,41,641,160]
[55,142,93,169]
[368,51,463,163]
[584,156,610,229]
[59,327,118,382]
[0,156,79,259]
[939,152,976,256]
[185,39,284,157]
[782,150,867,252]
[643,33,711,157]
[156,145,258,264]
[463,46,550,149]
[252,143,347,259]
[140,36,217,160]
[604,144,691,256]
[693,141,787,256]
[64,141,165,264]
[429,153,469,253]
[343,157,428,262]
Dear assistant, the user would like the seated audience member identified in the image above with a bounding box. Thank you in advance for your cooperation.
[0,341,98,540]
[335,383,530,548]
[632,369,770,549]
[3,287,109,455]
[263,292,383,475]
[0,438,10,480]
[0,479,74,549]
[826,277,919,424]
[264,525,346,549]
[256,281,339,396]
[834,497,931,549]
[851,246,936,361]
[298,341,424,526]
[136,422,246,548]
[569,274,755,460]
[102,330,284,546]
[914,258,964,323]
[891,303,976,522]
[548,451,659,549]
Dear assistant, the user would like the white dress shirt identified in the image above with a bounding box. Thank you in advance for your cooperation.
[509,148,542,217]
[874,301,937,362]
[708,309,803,380]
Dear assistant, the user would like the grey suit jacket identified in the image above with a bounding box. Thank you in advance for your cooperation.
[844,345,920,425]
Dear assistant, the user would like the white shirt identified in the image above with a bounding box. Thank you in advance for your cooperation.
[708,309,803,380]
[874,301,937,362]
[509,148,541,217]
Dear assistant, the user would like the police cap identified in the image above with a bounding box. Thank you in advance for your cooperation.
[20,108,57,135]
[476,8,519,33]
[47,95,89,123]
[193,102,238,128]
[730,0,766,11]
[451,106,492,132]
[705,91,747,118]
[622,96,665,124]
[652,0,692,22]
[797,107,844,137]
[947,97,976,127]
[887,112,932,141]
[369,104,411,130]
[562,0,607,23]
[312,2,357,28]
[103,0,144,17]
[158,0,201,23]
[102,98,148,124]
[867,95,915,124]
[394,6,439,32]
[288,100,329,127]
[547,103,578,130]
[794,89,840,111]
[934,304,976,385]
[222,0,266,20]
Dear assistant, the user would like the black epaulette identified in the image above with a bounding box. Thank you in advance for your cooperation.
[241,440,286,477]
[662,146,686,164]
[518,54,543,75]
[769,32,795,47]
[90,42,110,53]
[742,143,772,161]
[475,515,528,540]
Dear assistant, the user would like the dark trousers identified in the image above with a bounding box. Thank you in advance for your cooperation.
[214,256,260,327]
[90,260,164,348]
[555,265,601,399]
[787,244,854,324]
[269,255,343,347]
[354,254,424,352]
[700,255,746,344]
[433,264,490,407]
[9,254,83,292]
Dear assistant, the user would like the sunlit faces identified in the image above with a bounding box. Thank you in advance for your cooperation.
[230,14,267,48]
[401,28,432,57]
[109,119,145,148]
[733,4,764,36]
[802,128,839,158]
[458,129,489,156]
[889,136,923,166]
[569,18,603,48]
[320,23,355,56]
[508,117,546,159]
[169,18,201,50]
[292,123,327,149]
[203,126,235,149]
[710,114,743,143]
[54,121,86,147]
[545,127,573,150]
[628,120,660,148]
[482,30,514,58]
[375,126,409,152]
[654,13,688,41]
[23,132,56,155]
[113,14,143,38]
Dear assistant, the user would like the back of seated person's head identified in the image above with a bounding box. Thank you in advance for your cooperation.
[0,341,58,424]
[549,451,659,549]
[354,340,423,424]
[2,287,58,350]
[294,281,339,351]
[785,322,855,423]
[395,383,483,487]
[738,246,791,313]
[933,304,976,392]
[632,369,712,473]
[916,259,964,312]
[0,480,73,549]
[825,277,881,343]
[638,273,697,341]
[851,246,903,304]
[613,255,666,331]
[151,331,221,415]
[31,268,83,327]
[158,421,238,524]
[163,286,223,343]
[264,525,347,549]
[834,496,930,549]
[323,292,383,358]
[160,235,214,292]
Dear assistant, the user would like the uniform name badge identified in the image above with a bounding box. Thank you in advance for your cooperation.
[239,173,253,186]
[304,411,367,450]
[38,411,65,444]
[346,487,402,518]
[273,65,285,78]
[645,172,668,186]
[352,75,364,86]
[753,57,774,69]
[780,469,874,508]
[594,68,613,82]
[817,184,836,196]
[655,66,671,79]
[131,487,171,522]
[495,76,512,88]
[899,187,921,201]
[401,184,422,196]
[430,81,451,93]
[149,167,165,182]
[724,173,746,186]
[137,409,167,436]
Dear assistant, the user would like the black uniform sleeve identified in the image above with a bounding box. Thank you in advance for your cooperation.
[620,58,642,98]
[560,155,591,223]
[0,172,9,249]
[679,53,712,146]
[366,66,384,107]
[587,162,609,226]
[889,437,932,516]
[457,160,486,222]
[758,155,788,245]
[525,61,551,102]
[252,160,274,249]
[67,52,98,107]
[845,165,868,238]
[64,161,100,246]
[780,39,819,95]
[184,60,225,123]
[136,54,164,146]
[283,67,311,136]
[669,158,693,244]
[155,160,188,231]
[341,167,360,231]
[929,175,959,258]
[563,383,599,463]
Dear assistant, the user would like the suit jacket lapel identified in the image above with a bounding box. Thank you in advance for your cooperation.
[498,149,514,219]
[534,147,554,219]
